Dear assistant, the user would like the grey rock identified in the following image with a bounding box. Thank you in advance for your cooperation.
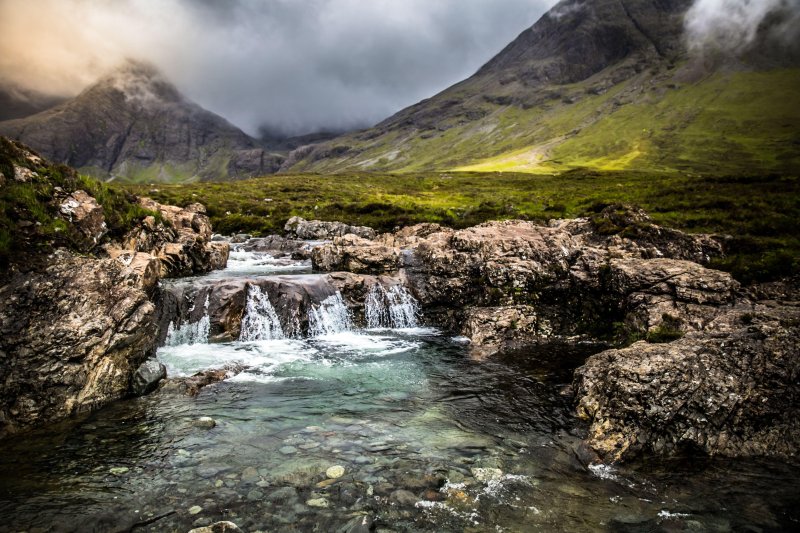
[389,489,418,507]
[575,303,800,461]
[285,216,376,241]
[0,251,156,437]
[131,359,166,396]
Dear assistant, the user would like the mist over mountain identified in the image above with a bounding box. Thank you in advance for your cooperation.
[0,61,282,181]
[0,0,559,137]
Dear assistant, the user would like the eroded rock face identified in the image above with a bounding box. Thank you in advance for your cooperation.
[285,216,377,241]
[59,190,107,247]
[0,251,156,437]
[574,302,800,461]
[157,275,340,343]
[133,198,230,277]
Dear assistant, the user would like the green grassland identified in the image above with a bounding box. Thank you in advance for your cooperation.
[123,170,800,284]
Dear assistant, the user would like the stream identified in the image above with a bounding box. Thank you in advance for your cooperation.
[0,245,798,532]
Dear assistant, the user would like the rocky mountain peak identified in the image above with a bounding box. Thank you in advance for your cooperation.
[92,59,184,108]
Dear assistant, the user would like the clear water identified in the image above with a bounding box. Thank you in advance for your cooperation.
[0,248,798,533]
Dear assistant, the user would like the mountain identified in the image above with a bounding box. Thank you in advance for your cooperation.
[0,83,66,122]
[284,0,800,175]
[0,61,283,182]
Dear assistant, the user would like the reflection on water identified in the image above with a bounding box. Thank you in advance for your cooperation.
[1,247,798,532]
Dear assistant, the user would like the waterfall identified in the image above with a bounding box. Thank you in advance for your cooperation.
[309,292,354,336]
[165,295,210,345]
[240,284,285,341]
[365,284,420,329]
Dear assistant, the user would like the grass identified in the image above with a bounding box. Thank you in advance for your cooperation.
[0,138,159,270]
[121,169,800,284]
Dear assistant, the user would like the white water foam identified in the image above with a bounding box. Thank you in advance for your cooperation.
[159,338,313,378]
[365,284,420,329]
[309,292,354,336]
[165,295,210,346]
[240,285,285,341]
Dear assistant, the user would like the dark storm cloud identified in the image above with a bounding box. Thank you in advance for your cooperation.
[0,0,559,136]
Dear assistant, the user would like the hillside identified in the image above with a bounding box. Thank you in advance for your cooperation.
[0,61,284,182]
[284,0,800,175]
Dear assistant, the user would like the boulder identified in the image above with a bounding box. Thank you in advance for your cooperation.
[132,359,166,396]
[0,251,156,437]
[574,303,800,461]
[187,521,242,533]
[285,216,377,240]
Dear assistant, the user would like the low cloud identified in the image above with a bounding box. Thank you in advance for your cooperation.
[0,0,558,136]
[685,0,800,54]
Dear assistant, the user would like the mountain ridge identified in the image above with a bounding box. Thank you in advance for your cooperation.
[0,60,283,182]
[282,0,800,175]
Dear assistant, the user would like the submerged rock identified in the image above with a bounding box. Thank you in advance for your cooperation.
[187,522,242,533]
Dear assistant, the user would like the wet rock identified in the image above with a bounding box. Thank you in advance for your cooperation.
[285,216,376,240]
[188,505,203,515]
[338,515,374,533]
[193,417,216,429]
[160,366,243,396]
[575,302,800,461]
[389,489,418,507]
[326,465,346,479]
[0,251,156,437]
[471,467,503,483]
[306,497,330,508]
[187,520,243,533]
[279,446,297,455]
[131,358,166,396]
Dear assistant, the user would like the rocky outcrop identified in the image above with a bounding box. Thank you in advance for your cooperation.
[0,139,229,436]
[307,207,799,461]
[311,206,732,354]
[124,198,230,278]
[59,190,107,247]
[284,216,377,241]
[0,252,156,436]
[575,300,800,461]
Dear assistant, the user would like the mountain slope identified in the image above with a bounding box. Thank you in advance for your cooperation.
[285,0,800,175]
[0,61,283,182]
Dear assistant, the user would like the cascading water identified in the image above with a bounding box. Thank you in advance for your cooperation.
[365,283,420,329]
[165,295,210,345]
[308,292,354,336]
[239,284,285,341]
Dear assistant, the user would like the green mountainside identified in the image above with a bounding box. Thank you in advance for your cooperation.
[285,0,800,175]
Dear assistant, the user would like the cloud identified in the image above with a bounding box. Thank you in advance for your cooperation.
[0,0,558,136]
[685,0,800,54]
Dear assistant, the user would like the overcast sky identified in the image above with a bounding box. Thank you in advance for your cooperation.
[0,0,559,136]
[1,0,796,137]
